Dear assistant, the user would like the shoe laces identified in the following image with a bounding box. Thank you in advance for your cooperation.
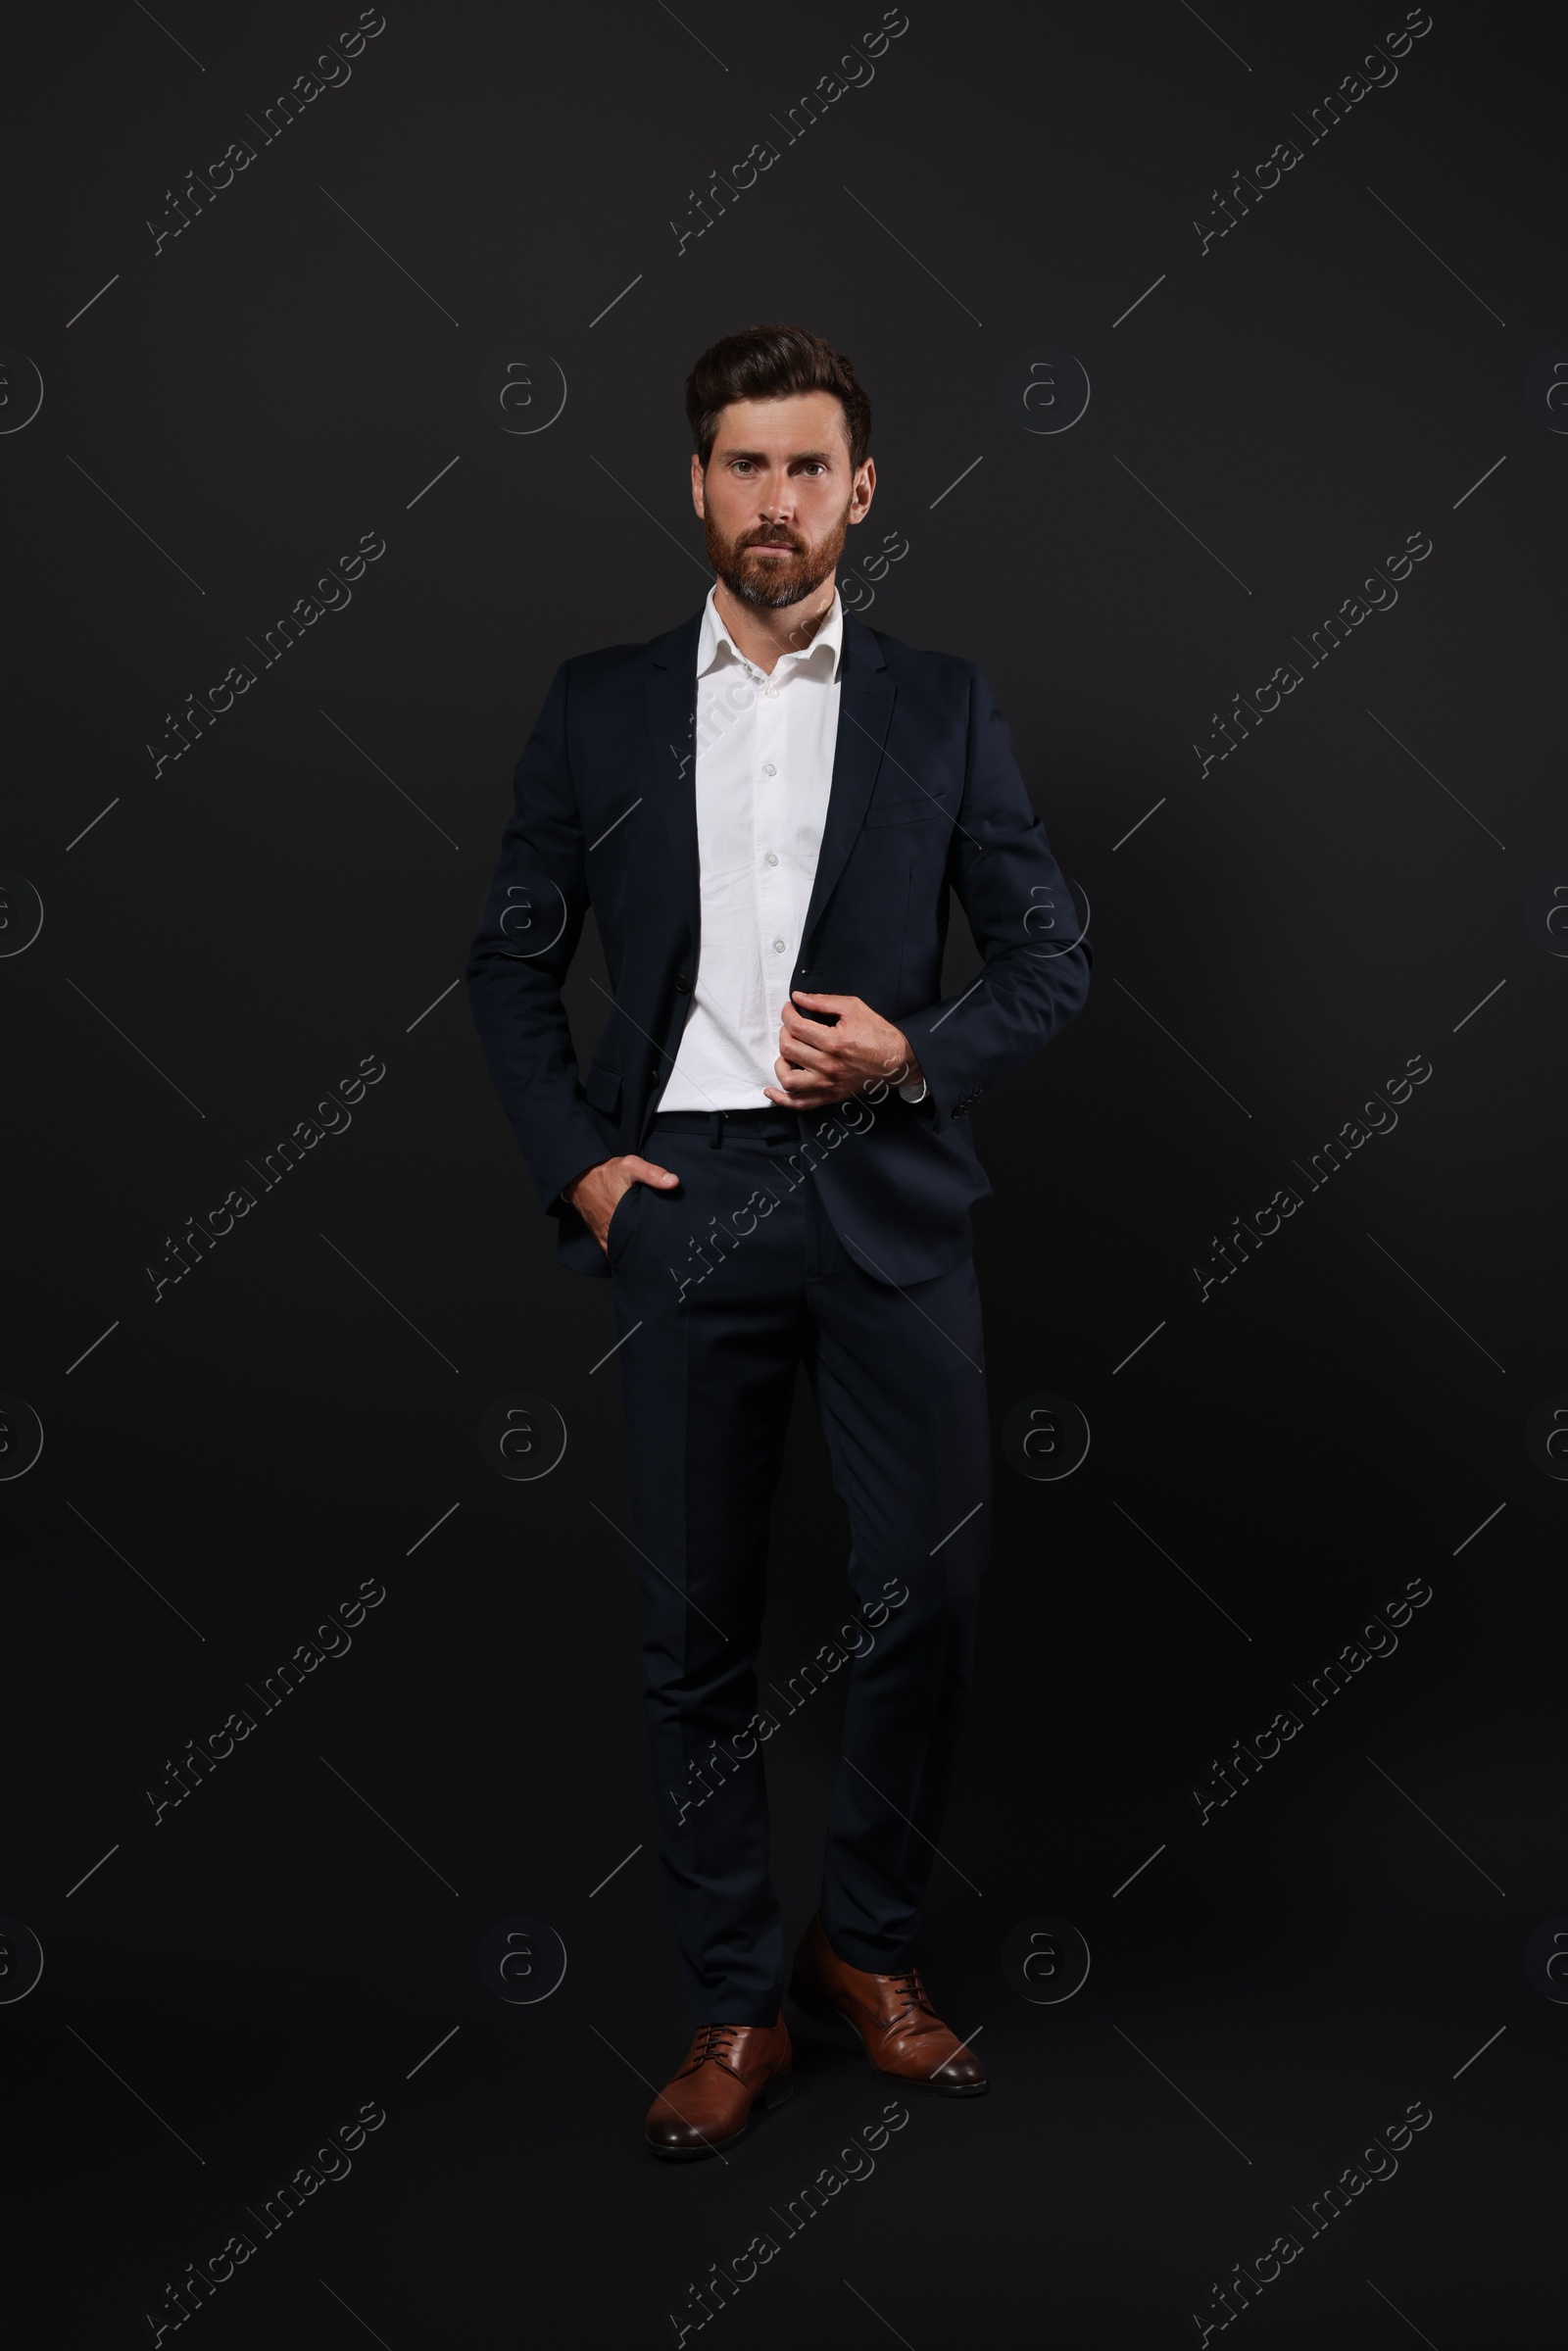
[883,1966,937,2022]
[691,2022,746,2067]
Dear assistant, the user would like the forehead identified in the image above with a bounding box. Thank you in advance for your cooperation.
[709,390,851,459]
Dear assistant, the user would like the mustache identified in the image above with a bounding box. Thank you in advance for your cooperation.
[704,502,849,609]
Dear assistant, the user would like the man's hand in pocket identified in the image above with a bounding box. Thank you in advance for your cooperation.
[563,1155,680,1253]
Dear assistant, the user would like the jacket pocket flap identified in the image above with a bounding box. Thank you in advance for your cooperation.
[584,1058,621,1115]
[863,792,952,828]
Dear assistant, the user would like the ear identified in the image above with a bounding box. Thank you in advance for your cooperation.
[851,455,876,520]
[690,451,707,518]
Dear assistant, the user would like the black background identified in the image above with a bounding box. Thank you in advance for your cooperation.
[3,0,1564,2342]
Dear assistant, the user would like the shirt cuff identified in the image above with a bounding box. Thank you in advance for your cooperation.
[897,1077,928,1103]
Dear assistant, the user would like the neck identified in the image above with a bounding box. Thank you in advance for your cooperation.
[711,576,837,674]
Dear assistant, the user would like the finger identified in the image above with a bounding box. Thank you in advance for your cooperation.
[775,1052,833,1088]
[764,1082,833,1106]
[778,1050,830,1083]
[790,992,851,1011]
[777,1019,836,1062]
[782,1004,846,1044]
[779,1007,818,1048]
[770,1024,832,1071]
[623,1157,680,1186]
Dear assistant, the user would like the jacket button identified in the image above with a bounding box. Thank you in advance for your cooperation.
[648,1062,661,1081]
[675,971,691,992]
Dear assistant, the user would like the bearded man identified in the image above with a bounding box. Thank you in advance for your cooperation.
[466,322,1089,2158]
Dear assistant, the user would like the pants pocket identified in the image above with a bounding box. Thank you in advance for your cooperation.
[605,1179,647,1267]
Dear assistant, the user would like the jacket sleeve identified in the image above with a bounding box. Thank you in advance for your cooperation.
[898,663,1090,1134]
[465,661,612,1215]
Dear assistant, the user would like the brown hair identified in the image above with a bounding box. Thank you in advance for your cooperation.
[685,322,872,471]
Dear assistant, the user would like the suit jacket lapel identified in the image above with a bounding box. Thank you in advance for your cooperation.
[800,612,895,955]
[645,612,703,954]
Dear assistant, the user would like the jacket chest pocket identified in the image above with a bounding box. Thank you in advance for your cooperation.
[862,791,953,829]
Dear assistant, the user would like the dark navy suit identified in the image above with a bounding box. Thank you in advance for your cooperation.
[467,606,1089,2020]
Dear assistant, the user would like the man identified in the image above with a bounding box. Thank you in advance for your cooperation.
[466,323,1089,2159]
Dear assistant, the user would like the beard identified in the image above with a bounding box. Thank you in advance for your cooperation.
[704,501,852,610]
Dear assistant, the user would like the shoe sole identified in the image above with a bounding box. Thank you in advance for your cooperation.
[646,2066,794,2161]
[787,1973,989,2097]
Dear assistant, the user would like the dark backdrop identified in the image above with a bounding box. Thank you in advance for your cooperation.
[3,0,1564,2343]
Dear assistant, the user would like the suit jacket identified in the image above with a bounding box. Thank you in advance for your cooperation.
[466,607,1091,1286]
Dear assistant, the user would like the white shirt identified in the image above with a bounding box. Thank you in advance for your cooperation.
[661,585,926,1112]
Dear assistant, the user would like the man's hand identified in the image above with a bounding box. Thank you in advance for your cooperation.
[765,993,923,1111]
[564,1153,680,1252]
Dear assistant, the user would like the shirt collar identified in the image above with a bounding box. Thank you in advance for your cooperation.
[697,583,845,684]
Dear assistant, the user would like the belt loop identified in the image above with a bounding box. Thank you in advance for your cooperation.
[708,1110,725,1150]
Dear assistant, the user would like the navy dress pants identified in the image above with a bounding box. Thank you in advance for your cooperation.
[606,1107,991,2024]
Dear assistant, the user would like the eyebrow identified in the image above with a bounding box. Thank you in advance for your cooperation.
[721,447,840,465]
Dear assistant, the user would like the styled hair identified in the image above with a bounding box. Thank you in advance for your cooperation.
[685,323,872,471]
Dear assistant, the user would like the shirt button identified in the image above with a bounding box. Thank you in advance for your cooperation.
[764,685,779,699]
[772,938,786,954]
[761,761,776,776]
[764,852,779,866]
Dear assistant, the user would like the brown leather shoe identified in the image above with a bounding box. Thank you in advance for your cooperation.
[644,2015,794,2160]
[789,1915,987,2095]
